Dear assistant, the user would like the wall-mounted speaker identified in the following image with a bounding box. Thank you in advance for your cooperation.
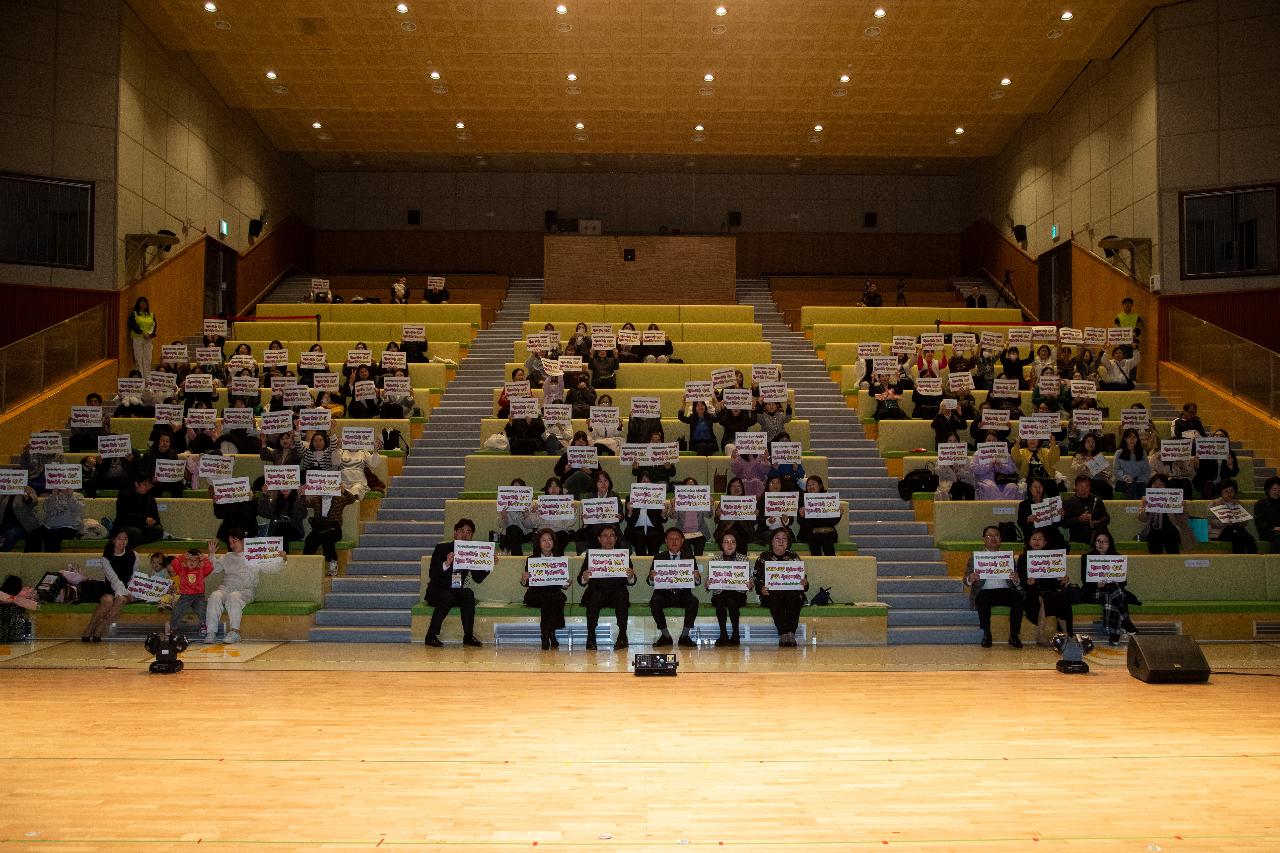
[1012,224,1028,243]
[407,209,421,226]
[247,218,264,239]
[864,211,878,228]
[727,211,742,227]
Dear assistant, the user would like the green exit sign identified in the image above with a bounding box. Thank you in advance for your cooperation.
[219,219,229,237]
[1050,224,1059,240]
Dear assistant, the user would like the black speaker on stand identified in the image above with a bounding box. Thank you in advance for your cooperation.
[1127,635,1211,683]
[1012,223,1028,244]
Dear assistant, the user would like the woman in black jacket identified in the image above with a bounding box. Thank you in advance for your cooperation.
[752,527,808,647]
[1016,529,1073,640]
[678,399,720,456]
[521,528,569,649]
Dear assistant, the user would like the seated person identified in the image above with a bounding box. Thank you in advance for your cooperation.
[1060,475,1110,545]
[963,525,1024,648]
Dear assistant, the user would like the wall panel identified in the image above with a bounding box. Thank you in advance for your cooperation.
[544,236,736,303]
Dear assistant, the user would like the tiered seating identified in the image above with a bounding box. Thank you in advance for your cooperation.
[769,278,977,329]
[301,274,508,326]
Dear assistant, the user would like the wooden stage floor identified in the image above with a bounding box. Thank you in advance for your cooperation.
[2,643,1280,852]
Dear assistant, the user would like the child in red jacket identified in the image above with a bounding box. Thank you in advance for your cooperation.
[167,542,215,638]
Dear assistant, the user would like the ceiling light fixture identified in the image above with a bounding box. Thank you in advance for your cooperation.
[575,122,585,130]
[396,3,409,13]
[954,126,965,134]
[874,7,886,18]
[455,121,466,129]
[429,70,441,80]
[814,124,824,132]
[694,124,705,132]
[1000,77,1011,86]
[555,4,568,13]
[203,1,216,11]
[265,70,277,80]
[704,73,715,82]
[839,73,850,83]
[311,121,322,129]
[715,5,727,15]
[1060,10,1073,21]
[566,72,577,81]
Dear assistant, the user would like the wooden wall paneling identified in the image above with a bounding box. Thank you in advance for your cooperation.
[543,236,736,303]
[959,219,1040,316]
[117,237,208,374]
[0,286,113,350]
[312,231,545,278]
[736,233,962,279]
[236,216,315,315]
[1160,289,1280,355]
[0,360,118,458]
[1158,362,1280,466]
[1070,244,1159,382]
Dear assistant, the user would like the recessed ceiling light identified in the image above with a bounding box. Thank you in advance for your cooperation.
[873,7,886,18]
[566,72,577,81]
[704,73,715,82]
[954,126,965,134]
[203,1,217,11]
[814,124,824,132]
[1060,10,1073,21]
[575,122,585,130]
[839,73,850,83]
[396,2,409,12]
[555,3,568,13]
[265,70,277,80]
[455,121,466,129]
[694,124,705,132]
[715,5,727,15]
[311,121,322,129]
[1000,77,1012,86]
[429,70,441,80]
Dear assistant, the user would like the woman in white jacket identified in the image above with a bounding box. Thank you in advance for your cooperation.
[204,528,286,644]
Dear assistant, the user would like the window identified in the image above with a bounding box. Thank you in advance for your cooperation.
[0,172,94,270]
[1180,185,1278,279]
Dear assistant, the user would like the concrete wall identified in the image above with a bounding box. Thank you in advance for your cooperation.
[314,171,966,235]
[1155,0,1280,294]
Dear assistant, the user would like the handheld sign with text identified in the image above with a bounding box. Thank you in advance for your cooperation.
[891,336,916,356]
[764,560,806,591]
[382,376,411,397]
[936,442,969,465]
[718,495,758,521]
[527,556,570,587]
[536,494,575,521]
[734,431,768,455]
[152,458,185,483]
[221,407,254,431]
[540,357,562,377]
[991,378,1020,399]
[313,372,340,393]
[44,464,81,490]
[1083,327,1107,346]
[284,385,313,408]
[1058,327,1083,345]
[980,331,1005,353]
[974,441,1011,463]
[642,330,667,346]
[453,541,495,574]
[311,278,331,295]
[95,434,130,459]
[920,332,946,350]
[979,408,1011,430]
[616,329,641,347]
[707,560,750,591]
[426,275,445,292]
[566,446,599,469]
[260,410,293,434]
[592,333,617,351]
[1194,436,1230,461]
[590,323,614,339]
[341,426,375,451]
[197,454,234,482]
[153,403,184,425]
[401,324,426,342]
[162,344,189,363]
[299,408,332,432]
[262,348,289,368]
[299,351,327,370]
[857,342,883,359]
[147,371,177,393]
[1107,327,1134,345]
[763,492,799,518]
[650,442,680,465]
[126,573,172,603]
[948,372,975,393]
[674,484,712,512]
[305,469,341,497]
[915,377,943,396]
[580,496,619,525]
[711,366,737,390]
[1026,549,1068,579]
[183,373,213,393]
[496,486,534,512]
[230,375,260,397]
[353,381,377,403]
[871,355,898,376]
[653,559,697,589]
[1036,375,1060,397]
[346,348,372,367]
[0,470,27,495]
[721,388,753,410]
[1070,380,1097,399]
[758,382,788,404]
[263,464,300,491]
[1030,496,1063,528]
[972,550,1015,580]
[504,380,532,399]
[589,406,620,428]
[1072,409,1104,433]
[1032,325,1058,343]
[557,355,583,373]
[951,332,976,351]
[1121,408,1151,431]
[628,482,666,510]
[243,536,285,568]
[542,403,571,425]
[684,381,714,402]
[70,406,103,429]
[509,396,540,419]
[381,351,407,371]
[1085,555,1128,584]
[195,346,223,365]
[185,408,216,430]
[752,364,781,383]
[587,549,630,578]
[770,441,802,465]
[630,396,661,418]
[620,443,653,465]
[1209,502,1253,525]
[1160,439,1193,462]
[213,477,253,505]
[940,398,959,411]
[1006,327,1032,347]
[802,491,841,519]
[203,318,228,338]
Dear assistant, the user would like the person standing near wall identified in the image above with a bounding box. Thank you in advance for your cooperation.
[127,297,157,373]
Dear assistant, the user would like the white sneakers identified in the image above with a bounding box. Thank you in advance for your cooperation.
[202,632,217,644]
[326,560,339,577]
[224,631,241,644]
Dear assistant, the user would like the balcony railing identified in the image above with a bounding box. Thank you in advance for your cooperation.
[0,304,108,413]
[1166,306,1279,418]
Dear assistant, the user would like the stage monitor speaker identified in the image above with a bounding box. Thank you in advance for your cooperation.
[248,218,264,239]
[728,211,742,227]
[1012,224,1028,243]
[544,209,558,232]
[406,209,421,226]
[864,211,878,228]
[1127,635,1210,684]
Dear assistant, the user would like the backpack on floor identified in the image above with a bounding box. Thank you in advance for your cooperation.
[381,428,409,454]
[809,586,833,606]
[897,467,938,501]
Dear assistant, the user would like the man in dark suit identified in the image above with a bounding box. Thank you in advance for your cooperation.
[647,528,702,648]
[424,518,489,647]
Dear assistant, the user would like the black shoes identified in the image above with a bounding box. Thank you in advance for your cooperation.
[1008,635,1023,649]
[424,635,443,647]
[714,634,729,647]
[614,636,628,650]
[981,632,993,648]
[462,635,483,648]
[677,635,696,648]
[728,634,740,646]
[585,639,597,650]
[653,634,673,648]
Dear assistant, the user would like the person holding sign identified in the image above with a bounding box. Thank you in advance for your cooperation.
[706,530,750,646]
[758,476,798,545]
[638,323,673,363]
[870,372,908,422]
[998,346,1034,391]
[1254,476,1280,554]
[521,529,570,649]
[210,476,259,546]
[565,322,593,360]
[646,528,701,648]
[554,432,599,498]
[1098,346,1140,391]
[755,399,794,444]
[499,478,538,556]
[342,365,380,419]
[1016,530,1074,640]
[423,279,450,304]
[963,526,1024,648]
[972,432,1020,501]
[423,518,490,647]
[533,477,577,555]
[577,524,637,650]
[497,368,529,417]
[114,475,164,545]
[679,399,721,457]
[1061,475,1111,545]
[1208,479,1257,553]
[1170,402,1206,440]
[716,395,758,451]
[631,429,677,490]
[1079,531,1139,646]
[258,483,307,552]
[1137,474,1195,554]
[713,478,757,549]
[1113,428,1151,500]
[80,528,146,642]
[625,472,669,556]
[752,528,807,647]
[588,346,619,390]
[506,410,547,455]
[297,344,330,389]
[301,431,337,474]
[670,477,711,555]
[1013,436,1061,497]
[400,327,429,364]
[68,393,110,453]
[767,432,806,491]
[1015,478,1067,550]
[302,485,360,575]
[797,475,839,556]
[127,297,157,372]
[1070,434,1114,499]
[203,527,287,644]
[934,432,977,502]
[566,374,598,420]
[1193,429,1240,499]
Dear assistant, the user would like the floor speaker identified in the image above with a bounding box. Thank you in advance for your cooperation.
[1126,634,1210,683]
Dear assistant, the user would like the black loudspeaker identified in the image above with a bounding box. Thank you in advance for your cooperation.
[863,211,878,228]
[727,211,742,227]
[545,209,558,232]
[407,209,421,226]
[1127,635,1210,684]
[623,248,636,262]
[248,219,264,239]
[1012,224,1028,243]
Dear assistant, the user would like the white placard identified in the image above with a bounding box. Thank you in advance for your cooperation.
[752,364,781,383]
[674,484,711,512]
[870,356,898,376]
[197,454,234,482]
[630,396,661,418]
[504,380,532,399]
[580,496,620,525]
[711,367,737,390]
[1026,549,1068,579]
[891,335,916,356]
[802,492,841,519]
[382,376,411,397]
[763,492,798,518]
[1085,555,1128,584]
[183,373,213,393]
[1209,502,1253,525]
[346,349,372,367]
[1159,439,1193,462]
[991,378,1020,399]
[1083,327,1107,346]
[186,408,216,430]
[426,275,445,292]
[948,372,975,393]
[936,442,969,465]
[734,431,768,455]
[536,494,575,521]
[1032,325,1058,342]
[353,381,377,403]
[305,469,341,497]
[566,446,599,468]
[213,477,253,504]
[590,323,614,340]
[43,463,82,490]
[341,426,375,451]
[1037,375,1061,397]
[586,549,630,578]
[311,277,331,294]
[260,410,293,434]
[557,355,583,373]
[616,329,641,347]
[95,434,130,459]
[951,333,976,350]
[1058,327,1083,345]
[540,357,563,377]
[764,560,805,591]
[153,403,184,425]
[542,403,572,425]
[221,407,254,431]
[1107,327,1134,345]
[652,559,696,589]
[589,406,620,428]
[857,342,883,359]
[629,482,667,510]
[1072,410,1104,435]
[718,495,757,521]
[619,443,653,466]
[920,333,946,350]
[496,486,534,512]
[972,550,1015,580]
[979,409,1011,430]
[527,556,570,586]
[1029,496,1063,528]
[1121,408,1151,432]
[650,442,680,464]
[313,372,340,393]
[1070,380,1098,399]
[152,458,185,483]
[770,441,802,465]
[721,388,754,410]
[509,396,540,419]
[707,560,750,591]
[126,573,172,603]
[1006,327,1032,347]
[915,377,943,395]
[758,382,788,404]
[453,540,495,574]
[203,318,228,338]
[243,536,285,568]
[974,441,1011,463]
[115,377,144,397]
[0,470,28,495]
[1194,436,1230,461]
[263,465,300,491]
[283,386,313,408]
[684,381,714,402]
[381,351,407,371]
[592,334,617,351]
[299,408,332,431]
[69,406,103,429]
[299,351,327,370]
[195,346,223,365]
[162,344,189,363]
[230,375,260,397]
[642,330,667,346]
[980,331,1005,354]
[402,324,426,343]
[263,349,289,368]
